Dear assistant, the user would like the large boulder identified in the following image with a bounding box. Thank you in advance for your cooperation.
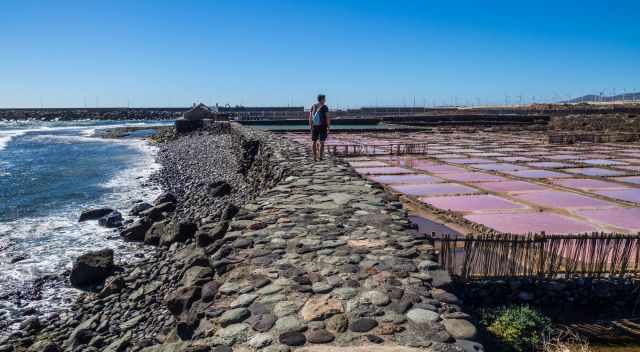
[140,202,176,222]
[154,192,177,206]
[79,208,114,222]
[121,219,152,242]
[196,222,229,247]
[70,249,115,287]
[209,181,232,197]
[165,286,202,319]
[145,220,171,246]
[98,211,123,228]
[160,221,198,247]
[129,202,153,216]
[220,203,239,221]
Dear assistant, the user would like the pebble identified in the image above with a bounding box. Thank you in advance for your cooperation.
[278,331,306,347]
[349,318,378,332]
[407,308,440,324]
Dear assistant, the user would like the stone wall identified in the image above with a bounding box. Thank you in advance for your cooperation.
[453,278,640,319]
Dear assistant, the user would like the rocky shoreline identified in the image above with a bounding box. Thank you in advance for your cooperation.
[1,124,482,352]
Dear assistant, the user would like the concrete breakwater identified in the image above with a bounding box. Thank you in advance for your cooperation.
[1,125,481,352]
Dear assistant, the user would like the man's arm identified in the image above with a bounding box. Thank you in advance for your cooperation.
[308,105,314,129]
[326,111,330,130]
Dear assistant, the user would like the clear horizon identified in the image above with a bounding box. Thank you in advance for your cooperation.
[1,0,638,108]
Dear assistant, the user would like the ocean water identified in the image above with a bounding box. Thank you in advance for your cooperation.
[0,119,172,326]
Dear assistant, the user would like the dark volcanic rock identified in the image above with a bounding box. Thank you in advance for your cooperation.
[70,248,114,287]
[140,202,176,221]
[129,202,153,216]
[196,222,229,247]
[160,221,197,246]
[121,218,151,242]
[349,318,378,333]
[98,211,123,228]
[279,331,306,346]
[145,219,170,245]
[154,192,177,205]
[79,208,114,222]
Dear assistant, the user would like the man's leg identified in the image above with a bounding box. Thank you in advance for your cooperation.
[312,140,318,160]
[319,141,325,160]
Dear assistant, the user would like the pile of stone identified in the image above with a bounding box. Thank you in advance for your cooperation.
[1,126,482,352]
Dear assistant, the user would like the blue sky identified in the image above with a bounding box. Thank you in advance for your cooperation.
[1,0,638,108]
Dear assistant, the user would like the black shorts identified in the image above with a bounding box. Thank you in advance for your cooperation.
[311,126,328,141]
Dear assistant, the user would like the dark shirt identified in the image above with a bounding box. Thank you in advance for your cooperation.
[313,104,329,127]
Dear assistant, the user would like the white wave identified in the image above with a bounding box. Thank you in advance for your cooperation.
[0,130,27,151]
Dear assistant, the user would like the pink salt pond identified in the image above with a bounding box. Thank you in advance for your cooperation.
[616,166,640,172]
[552,178,628,190]
[513,190,615,209]
[505,170,572,179]
[420,194,527,213]
[562,168,626,177]
[439,172,508,183]
[497,156,538,162]
[354,167,415,175]
[575,208,640,232]
[594,189,640,204]
[474,180,548,193]
[581,159,628,166]
[390,183,479,197]
[527,162,574,169]
[470,163,530,172]
[414,164,468,174]
[616,176,640,185]
[464,212,599,234]
[368,174,442,185]
[442,158,495,165]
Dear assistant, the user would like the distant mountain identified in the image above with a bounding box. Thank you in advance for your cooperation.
[563,92,640,103]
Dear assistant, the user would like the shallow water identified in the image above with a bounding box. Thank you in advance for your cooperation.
[0,119,172,325]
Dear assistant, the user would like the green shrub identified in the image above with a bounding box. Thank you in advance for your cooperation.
[480,305,552,352]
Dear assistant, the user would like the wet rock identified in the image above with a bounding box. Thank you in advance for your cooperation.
[165,286,202,318]
[140,202,176,221]
[251,314,277,333]
[306,328,334,344]
[180,266,213,287]
[121,219,151,241]
[145,219,170,245]
[99,275,125,297]
[443,319,477,340]
[196,222,229,247]
[349,318,378,333]
[79,208,114,222]
[70,248,114,287]
[154,192,177,205]
[98,211,124,228]
[159,221,198,246]
[279,331,306,347]
[129,201,153,216]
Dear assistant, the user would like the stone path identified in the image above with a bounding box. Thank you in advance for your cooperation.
[147,141,483,351]
[2,130,483,352]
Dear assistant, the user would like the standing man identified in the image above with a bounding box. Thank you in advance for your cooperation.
[309,94,330,161]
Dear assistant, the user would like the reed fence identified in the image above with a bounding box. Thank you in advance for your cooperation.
[436,233,640,280]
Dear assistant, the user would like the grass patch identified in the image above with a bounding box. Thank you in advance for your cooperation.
[480,305,552,352]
